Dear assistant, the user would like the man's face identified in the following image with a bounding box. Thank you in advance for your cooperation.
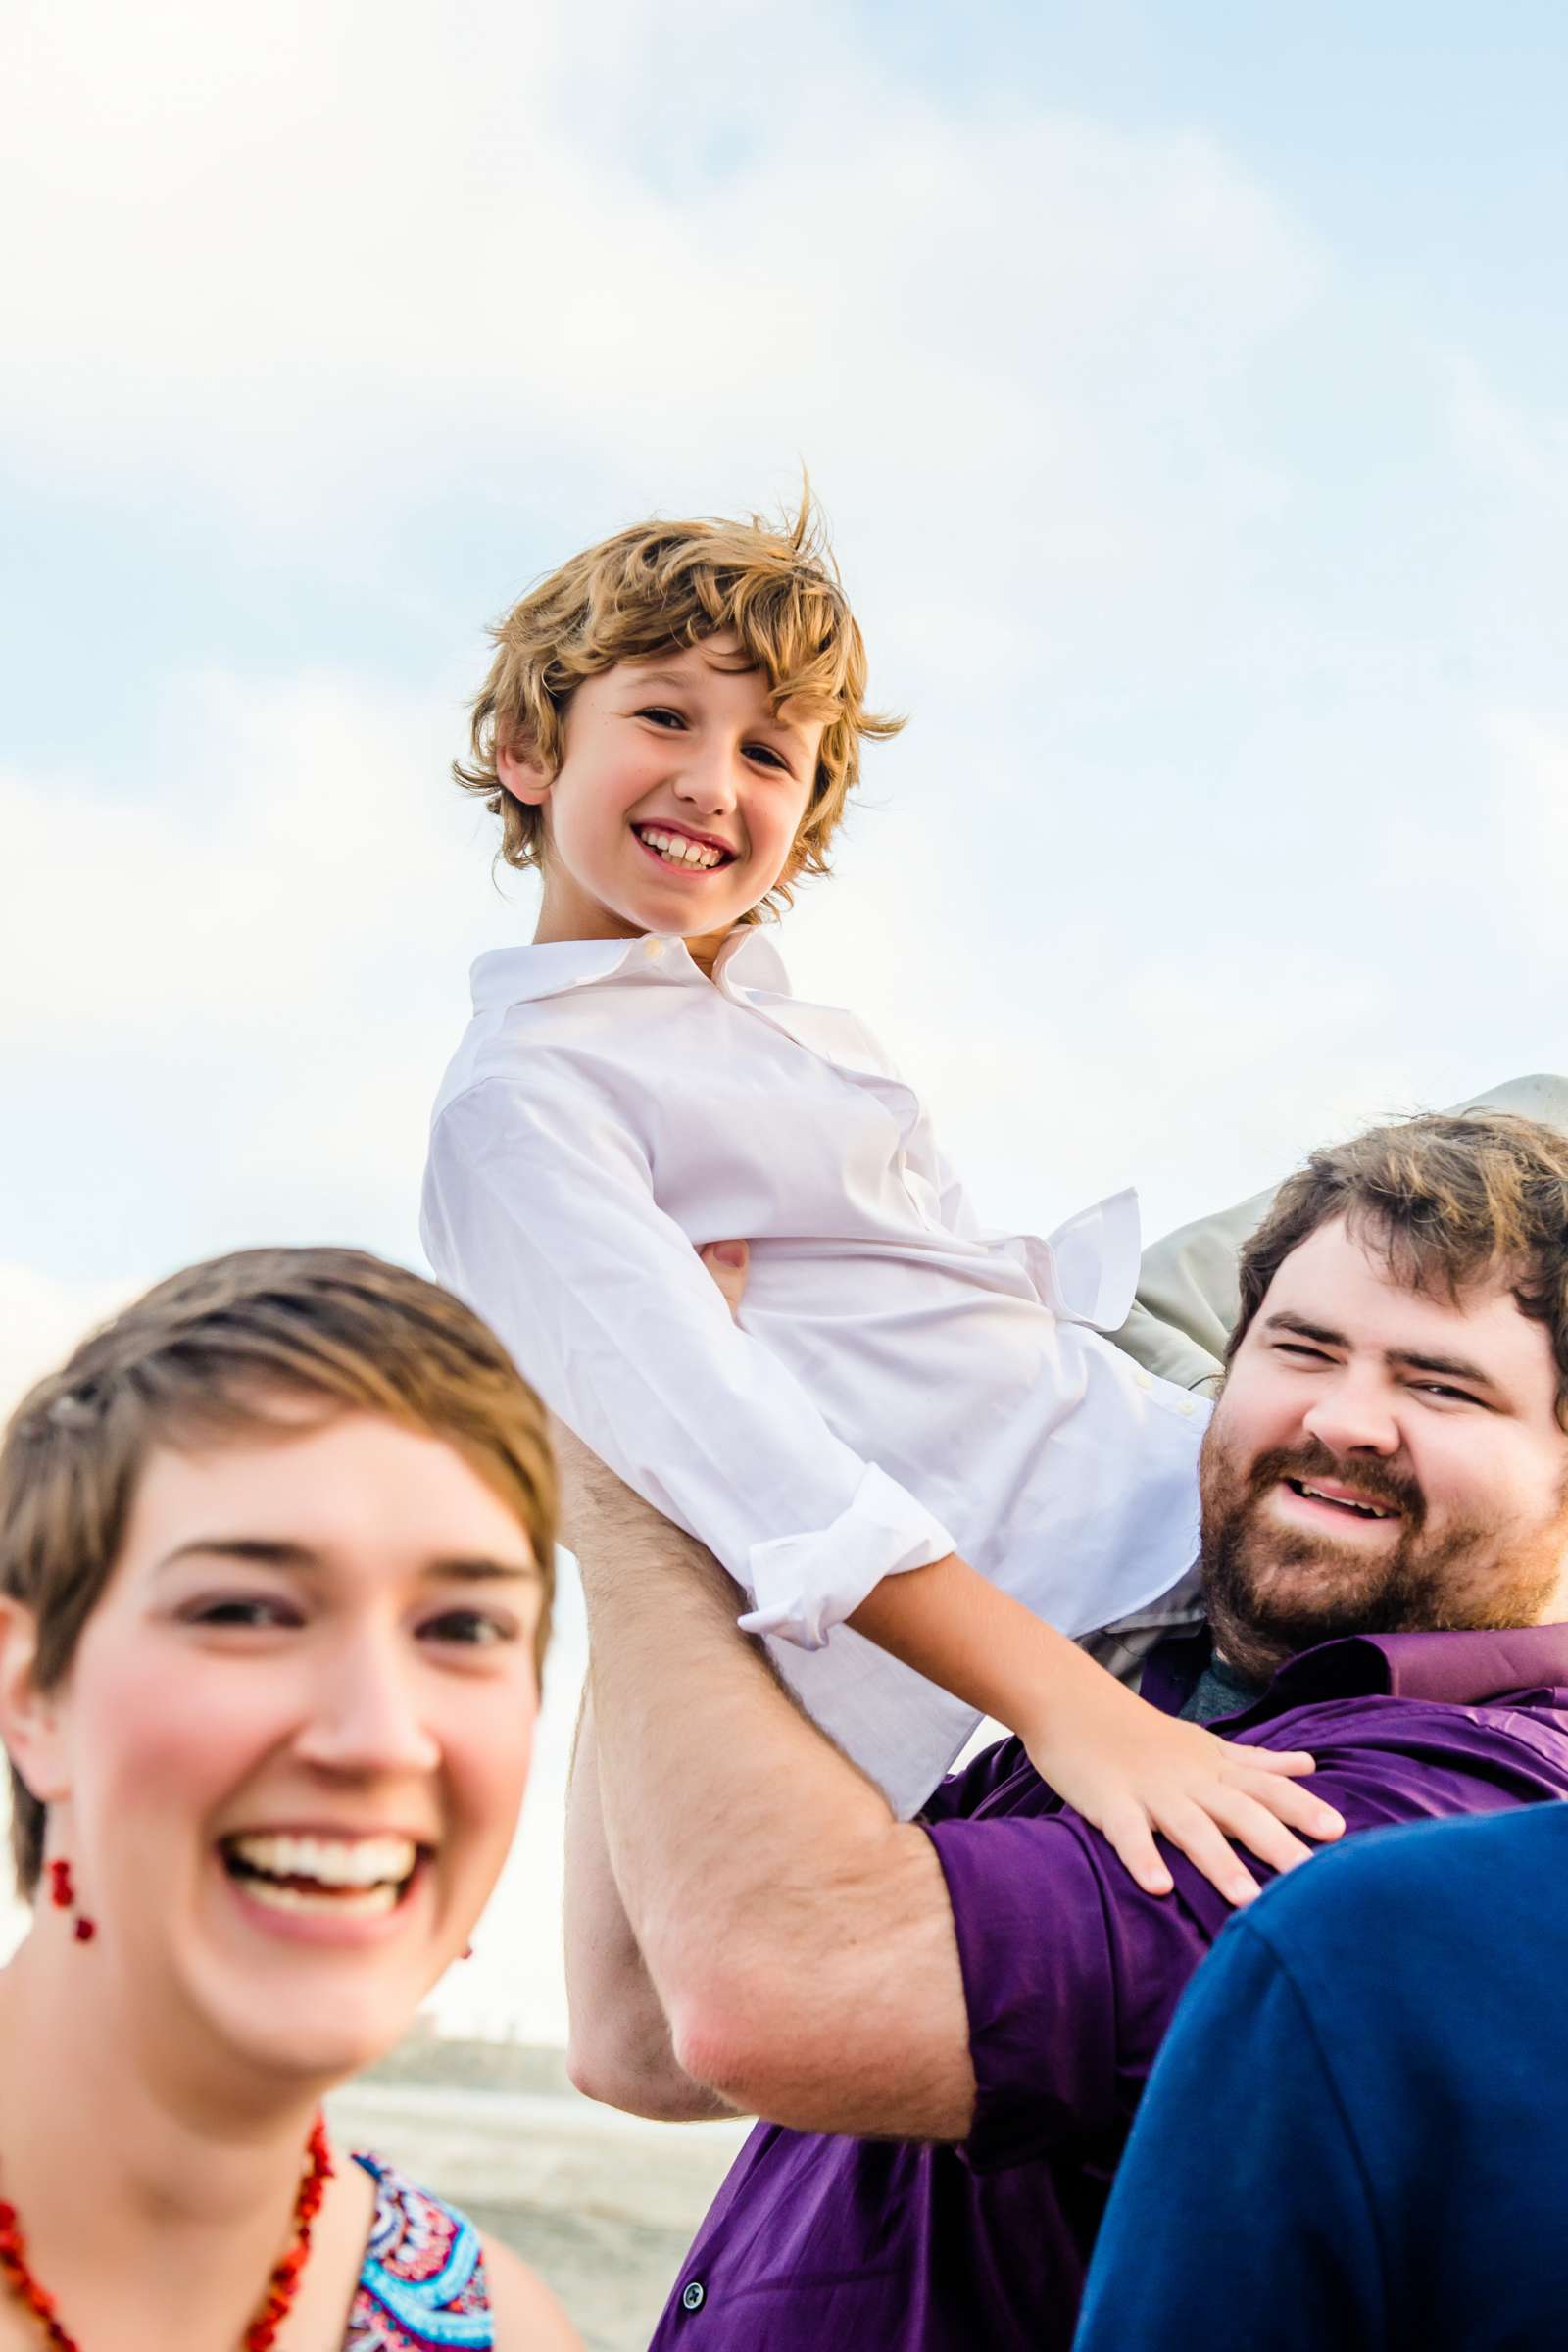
[1199,1215,1568,1681]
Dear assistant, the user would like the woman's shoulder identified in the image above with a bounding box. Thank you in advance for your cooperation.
[345,2151,577,2348]
[481,2232,579,2348]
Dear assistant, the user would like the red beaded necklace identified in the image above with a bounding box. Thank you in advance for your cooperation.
[0,2113,333,2351]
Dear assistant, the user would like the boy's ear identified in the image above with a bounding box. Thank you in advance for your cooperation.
[496,728,553,808]
[0,1597,71,1807]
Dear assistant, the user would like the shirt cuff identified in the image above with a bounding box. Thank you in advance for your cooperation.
[1025,1187,1143,1331]
[923,1814,1119,2174]
[735,1462,955,1650]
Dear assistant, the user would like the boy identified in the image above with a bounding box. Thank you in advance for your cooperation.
[421,498,1335,1900]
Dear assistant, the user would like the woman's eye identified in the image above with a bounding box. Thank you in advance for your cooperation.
[421,1609,517,1649]
[187,1596,298,1630]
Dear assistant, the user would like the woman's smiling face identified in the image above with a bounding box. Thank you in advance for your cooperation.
[23,1406,545,2089]
[500,634,824,967]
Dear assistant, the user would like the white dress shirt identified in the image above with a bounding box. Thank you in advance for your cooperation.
[422,926,1208,1816]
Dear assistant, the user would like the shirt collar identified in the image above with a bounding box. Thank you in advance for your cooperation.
[1145,1619,1568,1720]
[468,925,793,1013]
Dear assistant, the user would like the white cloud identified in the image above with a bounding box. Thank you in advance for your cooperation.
[1487,708,1568,907]
[6,0,1320,579]
[1,669,492,1042]
[1448,355,1568,514]
[0,666,541,1259]
[0,1264,142,1421]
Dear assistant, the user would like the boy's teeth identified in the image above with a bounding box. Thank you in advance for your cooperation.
[227,1832,417,1888]
[637,826,724,870]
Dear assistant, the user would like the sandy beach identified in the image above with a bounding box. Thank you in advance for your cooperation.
[330,2037,748,2351]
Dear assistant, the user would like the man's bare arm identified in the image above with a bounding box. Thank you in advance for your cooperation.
[563,1427,976,2141]
[563,1690,733,2121]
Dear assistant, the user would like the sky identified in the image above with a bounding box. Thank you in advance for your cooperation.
[3,1,1566,2035]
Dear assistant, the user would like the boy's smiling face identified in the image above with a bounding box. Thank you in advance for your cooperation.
[498,634,824,971]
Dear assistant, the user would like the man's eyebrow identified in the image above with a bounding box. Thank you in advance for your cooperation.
[1260,1317,1501,1394]
[155,1538,540,1582]
[1387,1349,1498,1391]
[1260,1311,1348,1348]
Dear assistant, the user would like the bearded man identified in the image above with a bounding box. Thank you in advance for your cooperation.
[560,1101,1568,2352]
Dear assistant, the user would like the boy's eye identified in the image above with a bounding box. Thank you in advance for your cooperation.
[635,705,686,729]
[745,743,791,772]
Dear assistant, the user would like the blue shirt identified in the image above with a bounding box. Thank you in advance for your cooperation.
[650,1623,1568,2352]
[1074,1797,1568,2351]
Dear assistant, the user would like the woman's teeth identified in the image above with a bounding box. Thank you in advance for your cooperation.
[224,1831,417,1916]
[635,825,727,870]
[242,1878,400,1918]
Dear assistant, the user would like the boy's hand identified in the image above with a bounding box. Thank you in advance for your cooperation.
[1023,1674,1345,1908]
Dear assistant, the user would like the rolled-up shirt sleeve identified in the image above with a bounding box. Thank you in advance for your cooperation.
[922,1804,1221,2173]
[422,1075,956,1646]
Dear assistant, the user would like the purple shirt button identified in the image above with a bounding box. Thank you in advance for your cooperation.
[681,2281,706,2312]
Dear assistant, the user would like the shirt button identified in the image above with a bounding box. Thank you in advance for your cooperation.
[681,2280,706,2312]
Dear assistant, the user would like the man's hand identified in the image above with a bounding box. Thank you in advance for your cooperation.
[698,1237,750,1318]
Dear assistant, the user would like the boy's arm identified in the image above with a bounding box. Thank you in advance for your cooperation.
[850,1557,1344,1906]
[702,1245,1343,1906]
[423,1080,956,1658]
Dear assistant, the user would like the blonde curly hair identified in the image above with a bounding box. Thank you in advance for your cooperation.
[454,491,902,918]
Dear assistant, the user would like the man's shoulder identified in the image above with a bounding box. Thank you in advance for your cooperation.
[1252,1677,1568,1790]
[1243,1797,1568,1967]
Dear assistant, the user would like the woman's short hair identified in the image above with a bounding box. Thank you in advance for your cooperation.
[0,1247,557,1895]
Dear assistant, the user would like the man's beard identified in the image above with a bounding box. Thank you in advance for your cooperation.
[1198,1427,1568,1686]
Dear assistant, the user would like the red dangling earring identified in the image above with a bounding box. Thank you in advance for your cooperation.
[47,1857,97,1943]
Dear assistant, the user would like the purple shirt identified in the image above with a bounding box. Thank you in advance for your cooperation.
[648,1623,1568,2352]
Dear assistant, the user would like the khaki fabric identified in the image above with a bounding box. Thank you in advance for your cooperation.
[1113,1073,1568,1398]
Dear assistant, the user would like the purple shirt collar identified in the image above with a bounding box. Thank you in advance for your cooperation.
[1141,1619,1568,1720]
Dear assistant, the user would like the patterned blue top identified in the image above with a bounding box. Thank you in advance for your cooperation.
[344,2153,494,2349]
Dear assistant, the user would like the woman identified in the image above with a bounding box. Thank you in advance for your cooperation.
[0,1246,578,2349]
